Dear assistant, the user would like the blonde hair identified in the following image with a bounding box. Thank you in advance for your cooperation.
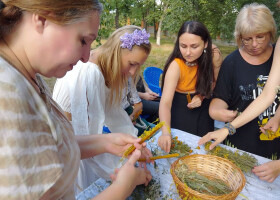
[234,3,276,47]
[0,0,102,37]
[96,25,151,105]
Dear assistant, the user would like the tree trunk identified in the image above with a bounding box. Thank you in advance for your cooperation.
[156,4,168,46]
[153,20,157,39]
[115,1,119,29]
[153,0,156,39]
[156,19,162,46]
[115,10,119,28]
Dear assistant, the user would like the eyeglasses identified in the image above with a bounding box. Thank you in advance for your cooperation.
[241,33,267,46]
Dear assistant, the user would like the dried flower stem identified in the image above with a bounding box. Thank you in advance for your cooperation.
[122,122,164,158]
[138,153,180,162]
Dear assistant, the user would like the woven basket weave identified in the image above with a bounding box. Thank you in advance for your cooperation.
[170,154,246,200]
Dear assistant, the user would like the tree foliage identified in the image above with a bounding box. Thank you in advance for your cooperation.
[99,0,280,44]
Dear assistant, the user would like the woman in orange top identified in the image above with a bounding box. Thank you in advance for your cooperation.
[158,21,222,153]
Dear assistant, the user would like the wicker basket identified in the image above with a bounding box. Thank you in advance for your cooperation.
[170,154,246,200]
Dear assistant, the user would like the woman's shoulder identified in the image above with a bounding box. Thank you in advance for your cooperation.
[165,59,182,80]
[173,58,184,65]
[0,57,32,95]
[171,58,185,70]
[0,58,53,119]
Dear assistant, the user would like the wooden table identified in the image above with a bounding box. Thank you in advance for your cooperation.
[77,129,280,200]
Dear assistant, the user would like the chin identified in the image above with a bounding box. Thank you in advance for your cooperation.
[53,70,68,78]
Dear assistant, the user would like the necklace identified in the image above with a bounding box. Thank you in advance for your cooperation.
[185,60,197,67]
[1,39,41,93]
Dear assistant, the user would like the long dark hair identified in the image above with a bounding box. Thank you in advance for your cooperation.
[161,21,214,98]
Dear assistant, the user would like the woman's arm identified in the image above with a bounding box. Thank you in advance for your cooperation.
[76,133,142,159]
[158,61,180,152]
[209,98,238,122]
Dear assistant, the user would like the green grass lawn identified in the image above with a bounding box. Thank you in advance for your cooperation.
[44,37,237,92]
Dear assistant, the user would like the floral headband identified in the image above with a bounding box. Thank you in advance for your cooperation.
[120,29,150,50]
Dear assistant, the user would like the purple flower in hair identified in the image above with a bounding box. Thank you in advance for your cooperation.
[120,29,150,50]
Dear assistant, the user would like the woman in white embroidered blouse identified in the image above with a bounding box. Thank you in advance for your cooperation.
[53,25,152,194]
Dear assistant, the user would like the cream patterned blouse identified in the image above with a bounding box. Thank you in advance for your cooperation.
[0,57,80,200]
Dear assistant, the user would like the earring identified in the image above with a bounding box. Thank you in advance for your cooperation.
[203,49,206,53]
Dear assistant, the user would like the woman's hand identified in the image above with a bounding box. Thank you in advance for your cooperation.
[104,133,143,156]
[198,128,229,150]
[260,116,280,134]
[252,160,280,183]
[104,133,153,162]
[110,150,152,195]
[187,95,202,109]
[158,132,172,153]
[142,91,159,101]
[222,109,238,122]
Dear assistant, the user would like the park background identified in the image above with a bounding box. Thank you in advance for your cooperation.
[45,0,280,91]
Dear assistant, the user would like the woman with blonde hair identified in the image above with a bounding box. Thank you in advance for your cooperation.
[199,3,280,182]
[53,25,152,193]
[0,0,151,199]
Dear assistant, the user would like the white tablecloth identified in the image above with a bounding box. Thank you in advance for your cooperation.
[77,129,280,200]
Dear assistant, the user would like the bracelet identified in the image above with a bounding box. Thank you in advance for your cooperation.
[163,123,171,134]
[224,122,236,135]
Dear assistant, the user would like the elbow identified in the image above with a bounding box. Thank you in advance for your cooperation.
[209,105,221,121]
[209,107,217,120]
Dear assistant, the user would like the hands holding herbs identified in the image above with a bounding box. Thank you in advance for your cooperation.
[260,116,280,134]
[96,150,152,200]
[105,133,152,198]
[109,149,152,198]
[104,133,152,159]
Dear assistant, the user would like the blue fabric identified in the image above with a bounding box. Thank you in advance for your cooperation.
[143,66,163,96]
[102,126,111,133]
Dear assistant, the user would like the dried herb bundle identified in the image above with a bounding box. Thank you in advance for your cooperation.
[128,179,162,200]
[205,142,258,173]
[259,123,280,140]
[174,162,232,196]
[122,122,164,158]
[170,136,193,157]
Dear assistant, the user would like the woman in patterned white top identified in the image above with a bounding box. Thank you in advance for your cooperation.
[0,0,151,199]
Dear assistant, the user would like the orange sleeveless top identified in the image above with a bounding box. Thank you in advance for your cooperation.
[175,58,197,93]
